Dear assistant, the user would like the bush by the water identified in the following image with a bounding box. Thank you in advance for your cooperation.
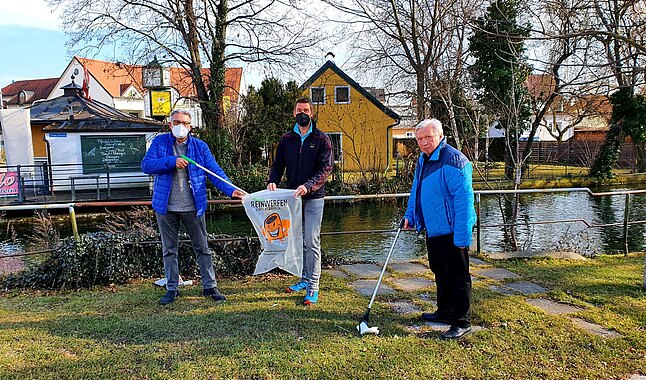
[1,230,263,290]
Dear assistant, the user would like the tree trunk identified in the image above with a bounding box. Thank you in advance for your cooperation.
[590,121,625,179]
[634,142,646,173]
[416,71,425,120]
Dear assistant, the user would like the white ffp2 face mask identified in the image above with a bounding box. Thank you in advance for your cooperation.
[172,125,190,139]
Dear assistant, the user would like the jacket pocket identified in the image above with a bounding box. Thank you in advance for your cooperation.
[444,199,453,227]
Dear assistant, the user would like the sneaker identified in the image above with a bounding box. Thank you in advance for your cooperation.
[160,290,179,305]
[203,287,226,301]
[303,290,319,305]
[286,281,308,293]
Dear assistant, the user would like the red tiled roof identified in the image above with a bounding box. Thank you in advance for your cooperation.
[1,78,59,105]
[78,57,243,102]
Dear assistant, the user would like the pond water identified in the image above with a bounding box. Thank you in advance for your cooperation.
[4,187,646,261]
[203,187,646,261]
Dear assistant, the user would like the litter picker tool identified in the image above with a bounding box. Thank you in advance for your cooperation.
[356,219,405,335]
[180,155,248,196]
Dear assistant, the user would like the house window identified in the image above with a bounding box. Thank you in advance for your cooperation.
[335,86,350,104]
[405,131,414,138]
[310,87,325,104]
[328,132,342,163]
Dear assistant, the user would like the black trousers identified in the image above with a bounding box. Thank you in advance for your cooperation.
[426,233,472,327]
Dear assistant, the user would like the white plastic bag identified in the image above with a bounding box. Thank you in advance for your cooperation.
[242,189,303,277]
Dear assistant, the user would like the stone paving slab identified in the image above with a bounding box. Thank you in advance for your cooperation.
[349,279,396,297]
[570,317,622,338]
[489,285,516,295]
[340,263,385,279]
[383,300,423,315]
[388,261,429,275]
[485,251,587,260]
[470,257,488,266]
[472,267,521,280]
[408,323,486,334]
[390,277,434,292]
[324,269,351,279]
[505,281,548,295]
[525,298,582,315]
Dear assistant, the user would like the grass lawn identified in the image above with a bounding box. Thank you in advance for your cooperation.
[1,254,644,379]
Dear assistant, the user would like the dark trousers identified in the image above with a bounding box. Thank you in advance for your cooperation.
[426,233,472,327]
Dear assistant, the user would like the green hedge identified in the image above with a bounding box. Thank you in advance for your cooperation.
[1,229,347,290]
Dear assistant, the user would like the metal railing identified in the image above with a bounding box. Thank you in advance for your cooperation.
[0,162,152,205]
[1,188,645,258]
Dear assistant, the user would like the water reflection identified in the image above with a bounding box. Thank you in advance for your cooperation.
[3,189,645,260]
[204,190,646,260]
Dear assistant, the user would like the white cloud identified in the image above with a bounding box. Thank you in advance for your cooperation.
[0,0,62,31]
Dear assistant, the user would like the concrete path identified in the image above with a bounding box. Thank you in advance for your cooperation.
[326,255,622,340]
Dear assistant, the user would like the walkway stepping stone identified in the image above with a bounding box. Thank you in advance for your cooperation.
[486,251,586,260]
[384,300,422,315]
[469,257,488,266]
[472,267,520,280]
[349,279,396,297]
[570,317,622,338]
[390,277,434,292]
[324,269,351,279]
[505,281,548,294]
[627,375,646,380]
[408,323,486,334]
[525,298,581,315]
[340,263,384,279]
[388,262,429,274]
[489,285,516,295]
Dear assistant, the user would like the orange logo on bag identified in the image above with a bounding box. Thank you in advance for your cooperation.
[261,212,291,242]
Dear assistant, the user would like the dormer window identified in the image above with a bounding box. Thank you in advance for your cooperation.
[18,90,33,105]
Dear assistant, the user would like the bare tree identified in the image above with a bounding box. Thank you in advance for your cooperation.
[321,0,484,127]
[48,0,322,153]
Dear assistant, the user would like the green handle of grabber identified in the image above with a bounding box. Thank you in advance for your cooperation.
[180,155,248,196]
[180,155,198,166]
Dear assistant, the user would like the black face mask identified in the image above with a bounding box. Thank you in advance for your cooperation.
[295,112,310,127]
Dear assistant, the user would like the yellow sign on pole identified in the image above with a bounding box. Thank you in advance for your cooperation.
[150,90,171,117]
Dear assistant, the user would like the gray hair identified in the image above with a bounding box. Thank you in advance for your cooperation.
[170,109,192,121]
[415,118,443,136]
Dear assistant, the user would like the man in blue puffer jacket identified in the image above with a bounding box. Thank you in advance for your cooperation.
[403,118,476,340]
[142,109,244,305]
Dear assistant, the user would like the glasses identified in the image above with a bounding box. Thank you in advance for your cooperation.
[171,120,191,126]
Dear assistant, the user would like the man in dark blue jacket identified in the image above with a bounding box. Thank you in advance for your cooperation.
[267,97,333,305]
[142,109,244,305]
[403,118,476,339]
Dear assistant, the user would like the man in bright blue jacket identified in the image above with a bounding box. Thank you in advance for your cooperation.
[142,109,244,305]
[403,118,476,340]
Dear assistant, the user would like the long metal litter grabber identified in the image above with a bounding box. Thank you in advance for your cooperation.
[356,219,405,335]
[180,155,249,196]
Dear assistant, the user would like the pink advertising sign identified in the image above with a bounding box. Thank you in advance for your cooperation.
[0,172,19,197]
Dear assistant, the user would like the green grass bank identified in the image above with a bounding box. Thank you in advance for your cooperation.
[1,254,644,379]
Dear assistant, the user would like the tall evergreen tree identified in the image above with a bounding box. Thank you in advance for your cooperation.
[239,79,300,166]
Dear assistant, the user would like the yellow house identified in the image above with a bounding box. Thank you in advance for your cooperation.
[300,61,400,172]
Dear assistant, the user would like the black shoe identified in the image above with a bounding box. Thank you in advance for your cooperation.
[160,290,179,305]
[203,287,226,301]
[440,325,472,340]
[421,312,452,324]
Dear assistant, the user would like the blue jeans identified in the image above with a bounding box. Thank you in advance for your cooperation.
[301,198,324,292]
[156,211,217,291]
